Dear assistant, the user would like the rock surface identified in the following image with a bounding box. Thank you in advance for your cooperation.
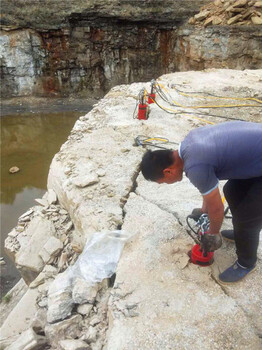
[107,194,261,349]
[3,69,262,349]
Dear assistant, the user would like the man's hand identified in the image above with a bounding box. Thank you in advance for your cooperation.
[189,208,203,222]
[201,233,222,254]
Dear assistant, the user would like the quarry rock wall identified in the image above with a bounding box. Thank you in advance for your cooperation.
[1,0,262,98]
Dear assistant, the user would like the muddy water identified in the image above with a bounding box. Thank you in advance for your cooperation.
[0,111,89,296]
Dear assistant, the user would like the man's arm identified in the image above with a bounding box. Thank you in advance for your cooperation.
[203,187,224,234]
[202,197,208,213]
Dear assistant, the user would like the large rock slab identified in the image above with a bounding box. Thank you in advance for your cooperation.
[107,194,261,349]
[0,288,38,340]
[15,217,56,284]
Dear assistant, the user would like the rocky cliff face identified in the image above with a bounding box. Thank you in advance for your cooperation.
[1,0,262,98]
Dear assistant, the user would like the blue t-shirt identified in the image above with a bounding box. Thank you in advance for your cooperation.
[179,121,262,195]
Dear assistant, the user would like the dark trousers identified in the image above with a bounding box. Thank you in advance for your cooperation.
[223,176,262,268]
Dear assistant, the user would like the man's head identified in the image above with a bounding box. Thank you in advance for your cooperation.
[141,149,183,184]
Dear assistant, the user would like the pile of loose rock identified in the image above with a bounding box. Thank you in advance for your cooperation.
[2,189,113,350]
[189,0,262,26]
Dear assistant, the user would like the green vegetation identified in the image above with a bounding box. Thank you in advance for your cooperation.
[2,294,12,304]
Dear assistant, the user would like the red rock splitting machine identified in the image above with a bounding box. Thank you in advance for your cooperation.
[186,213,214,266]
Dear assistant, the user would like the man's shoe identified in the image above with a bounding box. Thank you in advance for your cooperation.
[218,261,257,284]
[221,229,235,242]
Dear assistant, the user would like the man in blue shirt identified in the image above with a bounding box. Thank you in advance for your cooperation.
[141,121,262,284]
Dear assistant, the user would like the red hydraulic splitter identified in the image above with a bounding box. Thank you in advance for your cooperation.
[137,88,149,120]
[186,213,214,266]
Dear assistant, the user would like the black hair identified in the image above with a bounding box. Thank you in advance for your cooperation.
[141,149,175,182]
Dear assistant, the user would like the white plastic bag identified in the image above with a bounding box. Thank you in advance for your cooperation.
[49,230,133,295]
[70,230,133,284]
[47,230,134,322]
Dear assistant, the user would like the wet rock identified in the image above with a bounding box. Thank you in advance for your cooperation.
[59,339,90,350]
[5,328,46,350]
[45,314,82,348]
[9,166,20,174]
[72,279,99,305]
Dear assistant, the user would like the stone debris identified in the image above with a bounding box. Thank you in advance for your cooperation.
[29,265,58,289]
[59,339,90,350]
[9,166,20,173]
[0,257,6,265]
[77,303,93,316]
[30,308,47,335]
[45,314,83,348]
[189,0,262,26]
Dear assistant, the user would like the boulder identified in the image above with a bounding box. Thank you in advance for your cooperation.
[47,271,74,323]
[72,279,99,305]
[5,328,46,350]
[45,314,83,348]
